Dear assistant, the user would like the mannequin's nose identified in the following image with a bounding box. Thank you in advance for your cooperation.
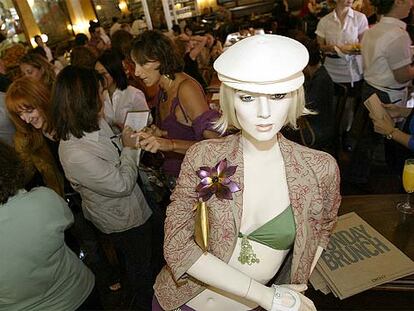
[257,96,270,119]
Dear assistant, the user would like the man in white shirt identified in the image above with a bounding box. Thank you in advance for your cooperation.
[362,17,412,103]
[347,0,414,184]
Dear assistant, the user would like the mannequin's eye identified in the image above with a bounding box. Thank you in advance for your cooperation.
[270,94,286,100]
[239,95,255,102]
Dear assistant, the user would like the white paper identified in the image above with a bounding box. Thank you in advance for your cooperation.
[124,110,150,131]
[363,93,386,120]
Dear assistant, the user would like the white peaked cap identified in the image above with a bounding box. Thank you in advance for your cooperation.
[214,34,309,94]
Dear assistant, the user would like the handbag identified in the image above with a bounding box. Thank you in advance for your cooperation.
[138,151,171,204]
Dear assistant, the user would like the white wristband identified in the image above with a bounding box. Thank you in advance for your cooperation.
[270,285,300,311]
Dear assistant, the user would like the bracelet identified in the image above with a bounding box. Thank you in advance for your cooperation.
[244,278,253,298]
[270,285,300,311]
[386,128,398,140]
[170,139,176,151]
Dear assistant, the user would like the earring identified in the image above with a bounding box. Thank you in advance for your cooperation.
[163,74,173,91]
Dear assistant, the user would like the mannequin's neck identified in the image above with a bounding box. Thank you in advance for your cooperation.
[241,131,279,157]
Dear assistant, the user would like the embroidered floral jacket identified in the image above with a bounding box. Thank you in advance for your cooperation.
[154,133,341,310]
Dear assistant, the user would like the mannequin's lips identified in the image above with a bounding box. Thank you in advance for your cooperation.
[256,124,273,132]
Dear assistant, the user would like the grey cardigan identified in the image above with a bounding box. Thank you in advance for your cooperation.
[59,119,152,234]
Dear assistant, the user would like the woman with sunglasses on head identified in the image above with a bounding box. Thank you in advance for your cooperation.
[131,30,220,187]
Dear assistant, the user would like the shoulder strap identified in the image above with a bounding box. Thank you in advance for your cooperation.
[173,79,191,123]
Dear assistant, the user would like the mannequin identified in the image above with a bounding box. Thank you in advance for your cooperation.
[152,35,341,311]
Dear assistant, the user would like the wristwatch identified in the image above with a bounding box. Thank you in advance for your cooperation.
[386,128,397,140]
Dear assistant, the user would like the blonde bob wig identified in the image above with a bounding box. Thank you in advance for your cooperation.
[214,83,310,134]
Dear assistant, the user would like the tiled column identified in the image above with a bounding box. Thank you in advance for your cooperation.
[64,0,96,35]
[13,0,41,47]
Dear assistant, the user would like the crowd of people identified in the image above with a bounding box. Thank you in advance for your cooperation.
[0,0,413,310]
[277,0,414,189]
[0,14,227,311]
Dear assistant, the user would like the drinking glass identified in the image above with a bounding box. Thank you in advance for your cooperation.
[397,159,414,214]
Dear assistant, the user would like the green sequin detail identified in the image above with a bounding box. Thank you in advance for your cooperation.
[238,235,260,265]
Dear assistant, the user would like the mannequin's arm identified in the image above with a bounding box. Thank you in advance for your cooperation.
[187,253,275,310]
[188,253,316,311]
[164,144,318,310]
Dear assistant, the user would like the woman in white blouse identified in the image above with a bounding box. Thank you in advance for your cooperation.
[95,49,149,133]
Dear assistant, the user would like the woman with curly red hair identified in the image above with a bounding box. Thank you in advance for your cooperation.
[6,76,64,195]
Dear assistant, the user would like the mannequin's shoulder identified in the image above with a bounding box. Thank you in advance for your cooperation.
[187,135,239,154]
[281,138,339,175]
[185,134,239,164]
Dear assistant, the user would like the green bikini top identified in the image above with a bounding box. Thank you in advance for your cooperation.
[238,205,296,251]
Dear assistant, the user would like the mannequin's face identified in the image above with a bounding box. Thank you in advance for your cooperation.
[234,90,291,141]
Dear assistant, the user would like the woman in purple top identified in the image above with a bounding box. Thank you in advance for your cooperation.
[131,30,220,180]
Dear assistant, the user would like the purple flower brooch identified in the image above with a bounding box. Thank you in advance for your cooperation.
[196,159,240,202]
[193,159,240,252]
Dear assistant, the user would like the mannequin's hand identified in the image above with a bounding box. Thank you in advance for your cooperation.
[281,284,316,311]
[269,284,316,311]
